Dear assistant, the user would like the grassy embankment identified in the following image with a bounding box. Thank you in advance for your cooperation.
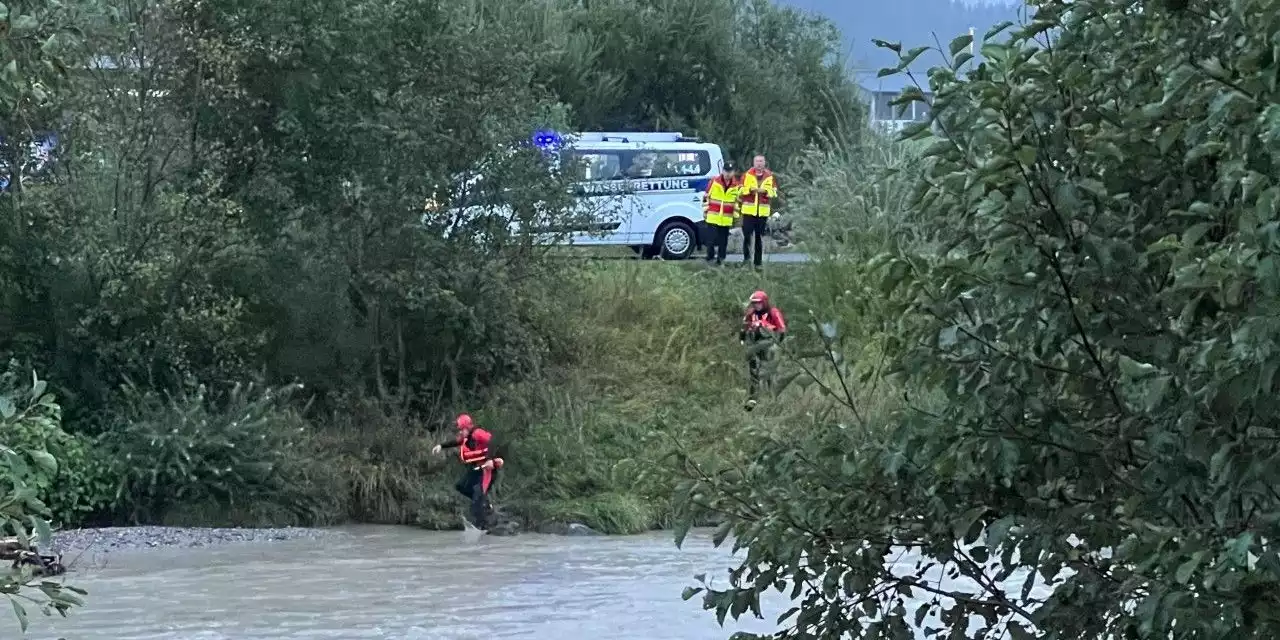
[324,258,817,535]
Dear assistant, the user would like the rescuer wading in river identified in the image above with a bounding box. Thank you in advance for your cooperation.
[740,290,787,411]
[432,413,504,531]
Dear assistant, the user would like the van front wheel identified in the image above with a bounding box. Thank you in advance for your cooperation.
[656,221,697,260]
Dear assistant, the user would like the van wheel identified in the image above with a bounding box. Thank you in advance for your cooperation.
[656,221,697,260]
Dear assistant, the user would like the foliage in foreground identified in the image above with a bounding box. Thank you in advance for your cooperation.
[676,0,1280,637]
[0,373,87,632]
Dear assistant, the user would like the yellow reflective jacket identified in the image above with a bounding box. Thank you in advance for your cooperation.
[703,175,740,227]
[739,169,777,217]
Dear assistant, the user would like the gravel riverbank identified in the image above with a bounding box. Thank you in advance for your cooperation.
[46,526,338,554]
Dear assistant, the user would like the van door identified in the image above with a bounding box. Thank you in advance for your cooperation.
[620,148,714,247]
[561,148,642,244]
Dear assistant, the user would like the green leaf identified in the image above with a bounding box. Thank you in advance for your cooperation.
[712,519,733,546]
[27,450,57,476]
[673,517,693,549]
[898,120,933,141]
[10,599,27,632]
[872,39,902,53]
[1138,374,1171,413]
[30,515,52,548]
[900,46,930,69]
[1008,621,1036,640]
[1209,442,1233,481]
[952,51,974,70]
[1175,550,1206,584]
[954,505,988,542]
[1156,125,1183,153]
[949,34,973,56]
[890,85,926,106]
[1162,65,1197,105]
[0,396,14,420]
[984,20,1015,41]
[1020,19,1056,39]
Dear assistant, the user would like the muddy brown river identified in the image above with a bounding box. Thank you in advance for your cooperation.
[2,526,783,639]
[3,525,1058,638]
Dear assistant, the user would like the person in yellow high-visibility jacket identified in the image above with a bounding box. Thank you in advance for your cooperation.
[701,161,740,265]
[738,154,777,268]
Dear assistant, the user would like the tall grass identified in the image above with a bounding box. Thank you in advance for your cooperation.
[787,129,936,260]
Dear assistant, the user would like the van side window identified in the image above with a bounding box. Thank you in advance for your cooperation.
[568,151,623,181]
[625,151,710,179]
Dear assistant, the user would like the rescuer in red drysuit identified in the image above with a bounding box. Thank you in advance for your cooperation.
[740,290,787,410]
[432,413,504,531]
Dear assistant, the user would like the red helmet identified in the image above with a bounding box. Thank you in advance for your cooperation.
[455,413,474,430]
[749,290,768,304]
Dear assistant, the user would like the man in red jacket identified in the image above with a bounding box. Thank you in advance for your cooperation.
[740,290,787,410]
[432,413,504,531]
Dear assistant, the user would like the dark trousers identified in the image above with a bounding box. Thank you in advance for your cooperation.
[702,222,730,263]
[746,335,779,400]
[455,467,498,530]
[741,216,768,266]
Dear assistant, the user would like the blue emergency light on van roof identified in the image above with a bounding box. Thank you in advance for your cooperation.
[532,130,564,150]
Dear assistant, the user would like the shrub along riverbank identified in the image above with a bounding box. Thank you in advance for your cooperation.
[1,261,819,535]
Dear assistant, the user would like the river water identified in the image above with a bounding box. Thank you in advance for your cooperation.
[4,526,782,640]
[4,525,1059,639]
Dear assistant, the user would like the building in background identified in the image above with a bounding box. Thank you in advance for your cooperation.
[856,73,933,133]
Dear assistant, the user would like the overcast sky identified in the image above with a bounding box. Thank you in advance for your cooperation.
[778,0,1026,78]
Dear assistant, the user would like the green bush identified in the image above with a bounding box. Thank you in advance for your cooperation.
[680,0,1280,637]
[0,363,113,527]
[0,370,87,632]
[318,399,443,525]
[97,381,344,527]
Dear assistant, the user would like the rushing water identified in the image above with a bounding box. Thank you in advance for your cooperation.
[4,525,1060,639]
[2,526,782,640]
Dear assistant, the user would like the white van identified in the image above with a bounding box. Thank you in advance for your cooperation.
[543,131,726,260]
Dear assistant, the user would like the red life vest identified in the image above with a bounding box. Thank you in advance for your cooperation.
[744,307,786,333]
[458,428,493,466]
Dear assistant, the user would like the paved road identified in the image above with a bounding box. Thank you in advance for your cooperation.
[551,250,812,263]
[719,252,810,264]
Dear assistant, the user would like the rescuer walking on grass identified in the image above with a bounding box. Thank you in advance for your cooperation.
[701,161,740,265]
[740,290,787,410]
[432,413,504,531]
[738,155,777,269]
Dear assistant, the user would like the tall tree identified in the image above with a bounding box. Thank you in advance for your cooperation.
[676,0,1280,636]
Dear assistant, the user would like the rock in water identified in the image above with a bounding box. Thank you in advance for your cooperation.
[534,521,602,536]
[488,521,520,536]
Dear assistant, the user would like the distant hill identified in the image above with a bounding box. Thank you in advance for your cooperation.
[779,0,1028,90]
